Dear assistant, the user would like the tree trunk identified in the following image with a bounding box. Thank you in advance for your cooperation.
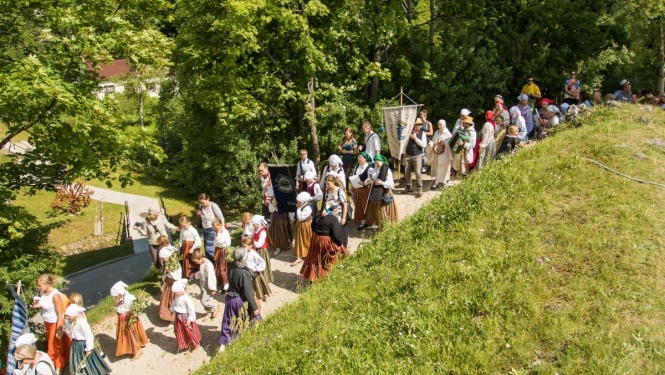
[307,77,321,167]
[139,90,145,128]
[369,45,389,108]
[659,16,665,95]
[429,0,435,50]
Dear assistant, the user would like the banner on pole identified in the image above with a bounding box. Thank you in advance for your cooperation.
[6,284,29,375]
[268,165,297,213]
[383,105,420,159]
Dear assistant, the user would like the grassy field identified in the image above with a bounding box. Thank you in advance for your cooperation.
[196,105,665,374]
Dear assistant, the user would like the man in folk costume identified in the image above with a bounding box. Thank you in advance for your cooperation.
[427,119,453,189]
[401,118,428,198]
[302,171,323,214]
[258,162,272,220]
[360,120,381,159]
[295,149,317,193]
[452,115,477,178]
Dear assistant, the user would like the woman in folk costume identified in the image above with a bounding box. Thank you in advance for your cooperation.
[197,193,225,262]
[493,98,510,134]
[170,279,202,354]
[251,215,274,284]
[452,116,477,177]
[241,236,271,301]
[302,171,323,214]
[157,235,181,322]
[351,152,372,229]
[509,106,528,142]
[218,247,263,353]
[320,154,346,197]
[64,304,112,375]
[212,218,231,291]
[477,111,497,170]
[364,154,398,230]
[291,192,313,267]
[178,216,201,279]
[267,186,293,256]
[110,281,148,360]
[299,211,349,282]
[427,119,453,189]
[33,274,71,374]
[323,174,349,247]
[240,212,255,239]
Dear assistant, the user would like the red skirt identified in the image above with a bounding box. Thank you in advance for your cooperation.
[45,321,70,370]
[214,247,229,289]
[299,232,348,282]
[159,278,176,322]
[353,187,370,221]
[180,241,196,278]
[174,313,201,350]
[115,313,149,356]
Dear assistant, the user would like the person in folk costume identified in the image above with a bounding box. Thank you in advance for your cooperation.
[218,247,263,353]
[401,117,428,198]
[364,154,398,230]
[178,216,201,279]
[240,212,255,239]
[477,111,497,170]
[291,192,313,267]
[427,119,453,189]
[295,149,317,193]
[258,162,272,220]
[351,152,372,229]
[64,304,112,375]
[170,279,202,354]
[251,215,274,285]
[192,249,221,321]
[110,281,148,361]
[157,235,180,322]
[299,211,349,282]
[496,125,533,159]
[509,106,528,142]
[493,99,510,135]
[517,94,536,140]
[212,218,231,292]
[13,344,57,375]
[33,274,71,374]
[196,193,225,262]
[361,120,381,159]
[241,236,271,302]
[452,108,471,134]
[320,154,346,198]
[266,186,294,256]
[451,116,477,178]
[544,105,561,128]
[323,174,349,247]
[302,171,323,215]
[134,206,179,271]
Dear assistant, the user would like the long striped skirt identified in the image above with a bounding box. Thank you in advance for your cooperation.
[294,218,312,258]
[213,247,229,290]
[69,339,111,375]
[257,247,273,283]
[365,191,399,230]
[268,212,293,249]
[299,232,349,282]
[174,313,201,351]
[251,271,272,300]
[115,313,149,356]
[180,241,196,278]
[45,321,70,370]
[202,227,215,260]
[353,187,371,221]
[159,278,175,322]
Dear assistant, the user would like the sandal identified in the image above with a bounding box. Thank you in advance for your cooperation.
[290,258,304,266]
[131,349,144,361]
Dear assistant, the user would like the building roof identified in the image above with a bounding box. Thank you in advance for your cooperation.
[88,59,133,79]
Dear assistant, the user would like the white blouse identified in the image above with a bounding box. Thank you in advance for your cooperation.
[296,205,313,221]
[214,228,231,248]
[115,292,136,314]
[195,259,217,292]
[39,289,60,324]
[242,224,255,238]
[69,318,95,351]
[366,167,395,189]
[170,294,196,322]
[246,250,266,273]
[179,226,201,250]
[479,122,495,148]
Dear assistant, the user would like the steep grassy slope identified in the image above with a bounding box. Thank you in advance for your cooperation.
[199,105,665,374]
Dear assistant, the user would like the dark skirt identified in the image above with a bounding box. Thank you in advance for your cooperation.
[257,247,273,283]
[180,241,196,278]
[251,271,272,300]
[353,187,370,221]
[174,313,201,350]
[268,212,293,249]
[213,247,229,290]
[69,339,111,375]
[159,277,175,322]
[299,232,349,282]
[219,295,263,346]
[202,227,215,261]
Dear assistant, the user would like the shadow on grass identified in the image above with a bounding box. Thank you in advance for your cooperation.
[58,242,135,276]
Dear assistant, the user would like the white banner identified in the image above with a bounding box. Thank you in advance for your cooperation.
[383,105,419,159]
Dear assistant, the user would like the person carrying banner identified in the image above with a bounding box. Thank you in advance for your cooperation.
[267,186,294,256]
[401,118,427,197]
[258,162,272,220]
[351,152,372,229]
[295,150,317,192]
[364,154,398,230]
[360,120,381,159]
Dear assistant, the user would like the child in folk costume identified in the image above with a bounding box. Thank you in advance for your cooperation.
[364,154,398,231]
[178,216,202,279]
[64,304,112,375]
[351,152,372,230]
[452,116,477,177]
[302,171,323,215]
[267,186,294,256]
[110,282,148,360]
[428,120,453,189]
[240,212,255,239]
[192,249,221,321]
[251,215,274,284]
[320,154,346,197]
[212,218,231,292]
[291,192,313,266]
[218,247,263,353]
[242,236,271,301]
[299,211,349,282]
[170,279,202,354]
[157,235,181,322]
[13,344,56,375]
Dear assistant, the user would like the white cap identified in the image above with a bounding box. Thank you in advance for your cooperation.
[296,192,311,203]
[547,105,560,113]
[303,171,315,180]
[172,279,188,293]
[65,304,86,317]
[460,108,471,116]
[159,246,174,259]
[110,281,128,297]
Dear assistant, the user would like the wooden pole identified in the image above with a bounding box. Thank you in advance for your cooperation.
[400,86,403,106]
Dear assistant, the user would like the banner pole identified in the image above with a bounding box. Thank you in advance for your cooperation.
[400,86,403,106]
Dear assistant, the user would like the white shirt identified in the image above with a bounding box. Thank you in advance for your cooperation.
[246,250,266,273]
[242,224,255,238]
[512,115,527,141]
[295,158,317,180]
[352,163,369,178]
[364,131,381,158]
[306,181,324,202]
[179,226,201,250]
[214,228,231,248]
[296,205,313,221]
[461,128,477,163]
[479,122,495,148]
[170,294,196,322]
[320,165,346,186]
[549,115,560,127]
[69,318,95,351]
[164,266,182,282]
[115,292,136,314]
[39,289,60,324]
[199,202,224,229]
[366,167,395,189]
[195,259,217,292]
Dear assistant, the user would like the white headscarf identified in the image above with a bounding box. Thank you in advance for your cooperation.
[251,215,267,227]
[296,192,311,203]
[437,119,446,128]
[159,246,174,259]
[547,105,560,113]
[171,279,188,293]
[15,333,38,348]
[303,171,315,180]
[65,304,86,317]
[110,281,128,297]
[509,106,521,116]
[328,154,342,167]
[460,108,471,116]
[517,94,529,102]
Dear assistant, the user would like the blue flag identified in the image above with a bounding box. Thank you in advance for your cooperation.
[268,165,297,213]
[6,284,29,375]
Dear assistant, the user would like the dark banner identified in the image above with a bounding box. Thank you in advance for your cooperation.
[268,164,297,213]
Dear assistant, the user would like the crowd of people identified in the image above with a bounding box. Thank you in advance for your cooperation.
[13,71,658,374]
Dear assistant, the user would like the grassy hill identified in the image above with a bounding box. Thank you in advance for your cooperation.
[197,105,665,374]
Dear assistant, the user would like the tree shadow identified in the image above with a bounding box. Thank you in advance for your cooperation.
[270,269,300,294]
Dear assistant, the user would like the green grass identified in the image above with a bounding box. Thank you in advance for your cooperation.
[195,105,665,374]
